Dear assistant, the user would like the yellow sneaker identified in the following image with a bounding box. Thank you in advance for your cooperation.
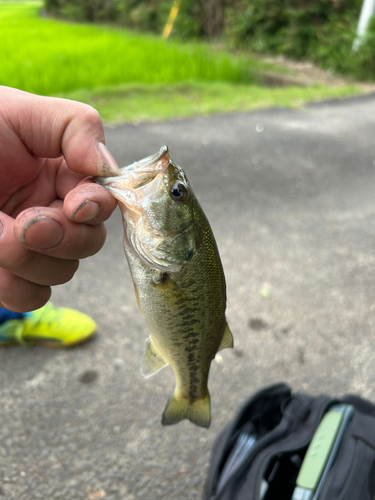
[0,303,96,348]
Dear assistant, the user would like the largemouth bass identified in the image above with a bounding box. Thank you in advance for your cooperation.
[95,146,233,428]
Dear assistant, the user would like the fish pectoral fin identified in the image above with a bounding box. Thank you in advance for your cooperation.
[141,337,168,378]
[217,322,234,352]
[133,281,142,314]
[161,391,211,428]
[153,274,189,300]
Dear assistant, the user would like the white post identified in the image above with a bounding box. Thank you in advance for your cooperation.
[353,0,375,50]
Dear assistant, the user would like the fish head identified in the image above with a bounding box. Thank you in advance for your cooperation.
[95,146,200,272]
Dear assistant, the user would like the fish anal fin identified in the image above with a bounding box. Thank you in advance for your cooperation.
[217,322,234,352]
[161,391,211,428]
[141,337,167,378]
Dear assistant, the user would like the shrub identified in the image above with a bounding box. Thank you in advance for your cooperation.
[223,0,375,80]
[43,0,221,37]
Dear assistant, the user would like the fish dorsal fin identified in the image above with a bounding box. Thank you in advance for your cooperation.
[217,322,234,352]
[141,337,168,378]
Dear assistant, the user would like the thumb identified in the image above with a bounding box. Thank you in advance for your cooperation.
[1,86,121,178]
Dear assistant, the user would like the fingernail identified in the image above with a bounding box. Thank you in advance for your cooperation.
[97,141,120,176]
[72,200,100,222]
[0,219,4,241]
[21,217,64,249]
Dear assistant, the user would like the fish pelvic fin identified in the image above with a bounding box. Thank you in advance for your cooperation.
[161,391,211,428]
[217,322,234,352]
[141,337,168,378]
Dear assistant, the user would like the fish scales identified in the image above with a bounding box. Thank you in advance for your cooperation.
[127,233,223,402]
[95,146,233,428]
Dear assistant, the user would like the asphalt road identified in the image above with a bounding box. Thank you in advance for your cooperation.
[1,94,375,500]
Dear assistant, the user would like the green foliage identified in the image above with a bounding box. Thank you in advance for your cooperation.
[224,0,354,54]
[169,0,203,39]
[297,9,375,80]
[223,0,375,80]
[347,17,375,79]
[44,0,166,31]
[43,0,220,37]
[45,0,122,22]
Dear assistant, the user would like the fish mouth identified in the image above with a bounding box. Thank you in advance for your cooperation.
[95,145,170,188]
[122,145,169,174]
[94,146,171,220]
[94,146,184,272]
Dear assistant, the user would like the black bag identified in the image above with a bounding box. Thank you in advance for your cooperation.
[203,383,375,500]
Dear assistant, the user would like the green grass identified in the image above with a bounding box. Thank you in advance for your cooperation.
[0,1,366,123]
[0,1,276,95]
[64,81,362,124]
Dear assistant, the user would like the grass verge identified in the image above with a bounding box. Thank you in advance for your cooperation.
[62,81,363,125]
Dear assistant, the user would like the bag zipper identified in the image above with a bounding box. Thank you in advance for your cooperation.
[209,415,292,500]
[210,397,333,500]
[252,399,333,500]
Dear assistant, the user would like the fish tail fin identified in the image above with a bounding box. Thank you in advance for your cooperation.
[161,391,211,428]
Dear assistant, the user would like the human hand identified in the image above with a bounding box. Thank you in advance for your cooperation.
[0,86,120,312]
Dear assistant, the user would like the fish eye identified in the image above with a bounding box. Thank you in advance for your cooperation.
[169,181,188,202]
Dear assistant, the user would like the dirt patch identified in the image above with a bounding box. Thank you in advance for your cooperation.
[259,55,375,92]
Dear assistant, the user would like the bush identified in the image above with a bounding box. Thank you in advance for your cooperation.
[43,0,221,37]
[44,0,161,27]
[223,0,375,80]
[44,0,123,22]
[224,0,356,54]
[356,18,375,79]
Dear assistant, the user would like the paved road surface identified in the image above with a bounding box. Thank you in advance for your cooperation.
[1,94,375,499]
